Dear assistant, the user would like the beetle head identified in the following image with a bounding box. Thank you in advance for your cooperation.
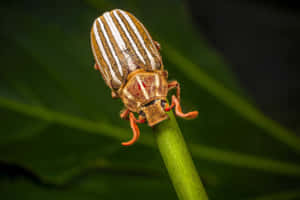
[140,99,168,127]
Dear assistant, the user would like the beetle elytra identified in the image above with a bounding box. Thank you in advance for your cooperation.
[90,9,198,146]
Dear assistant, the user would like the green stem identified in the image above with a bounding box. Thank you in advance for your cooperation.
[153,111,209,200]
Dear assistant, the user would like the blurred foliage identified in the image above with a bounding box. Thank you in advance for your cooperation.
[0,0,300,199]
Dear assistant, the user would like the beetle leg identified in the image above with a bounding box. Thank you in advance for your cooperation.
[171,95,198,119]
[154,40,161,51]
[168,80,180,102]
[164,101,175,112]
[122,112,143,146]
[136,115,146,123]
[111,91,118,98]
[120,108,130,120]
[94,63,100,71]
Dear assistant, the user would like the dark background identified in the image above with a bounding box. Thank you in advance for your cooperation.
[0,0,300,199]
[187,0,300,131]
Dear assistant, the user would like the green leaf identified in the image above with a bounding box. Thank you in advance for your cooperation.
[1,0,300,199]
[0,172,177,200]
[249,189,300,200]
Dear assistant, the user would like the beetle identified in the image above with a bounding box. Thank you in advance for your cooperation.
[90,9,198,146]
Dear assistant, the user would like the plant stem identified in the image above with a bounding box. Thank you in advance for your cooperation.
[153,111,208,200]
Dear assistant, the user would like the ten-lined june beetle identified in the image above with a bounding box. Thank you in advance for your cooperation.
[90,9,198,146]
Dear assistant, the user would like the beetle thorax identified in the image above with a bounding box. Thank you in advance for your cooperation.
[120,70,168,112]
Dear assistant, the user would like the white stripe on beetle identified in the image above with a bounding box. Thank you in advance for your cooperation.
[104,13,136,72]
[103,13,127,51]
[136,75,149,100]
[91,39,108,80]
[93,21,121,84]
[98,17,123,77]
[120,10,155,70]
[113,10,146,65]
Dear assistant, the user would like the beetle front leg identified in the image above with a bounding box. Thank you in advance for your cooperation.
[168,80,180,102]
[122,112,145,146]
[165,95,198,119]
[172,95,198,119]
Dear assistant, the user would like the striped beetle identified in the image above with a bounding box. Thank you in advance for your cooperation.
[90,9,198,146]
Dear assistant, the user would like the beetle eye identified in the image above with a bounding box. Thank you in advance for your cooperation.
[161,100,166,108]
[139,110,146,118]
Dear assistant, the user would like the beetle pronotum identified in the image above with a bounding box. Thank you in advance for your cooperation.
[90,9,198,146]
